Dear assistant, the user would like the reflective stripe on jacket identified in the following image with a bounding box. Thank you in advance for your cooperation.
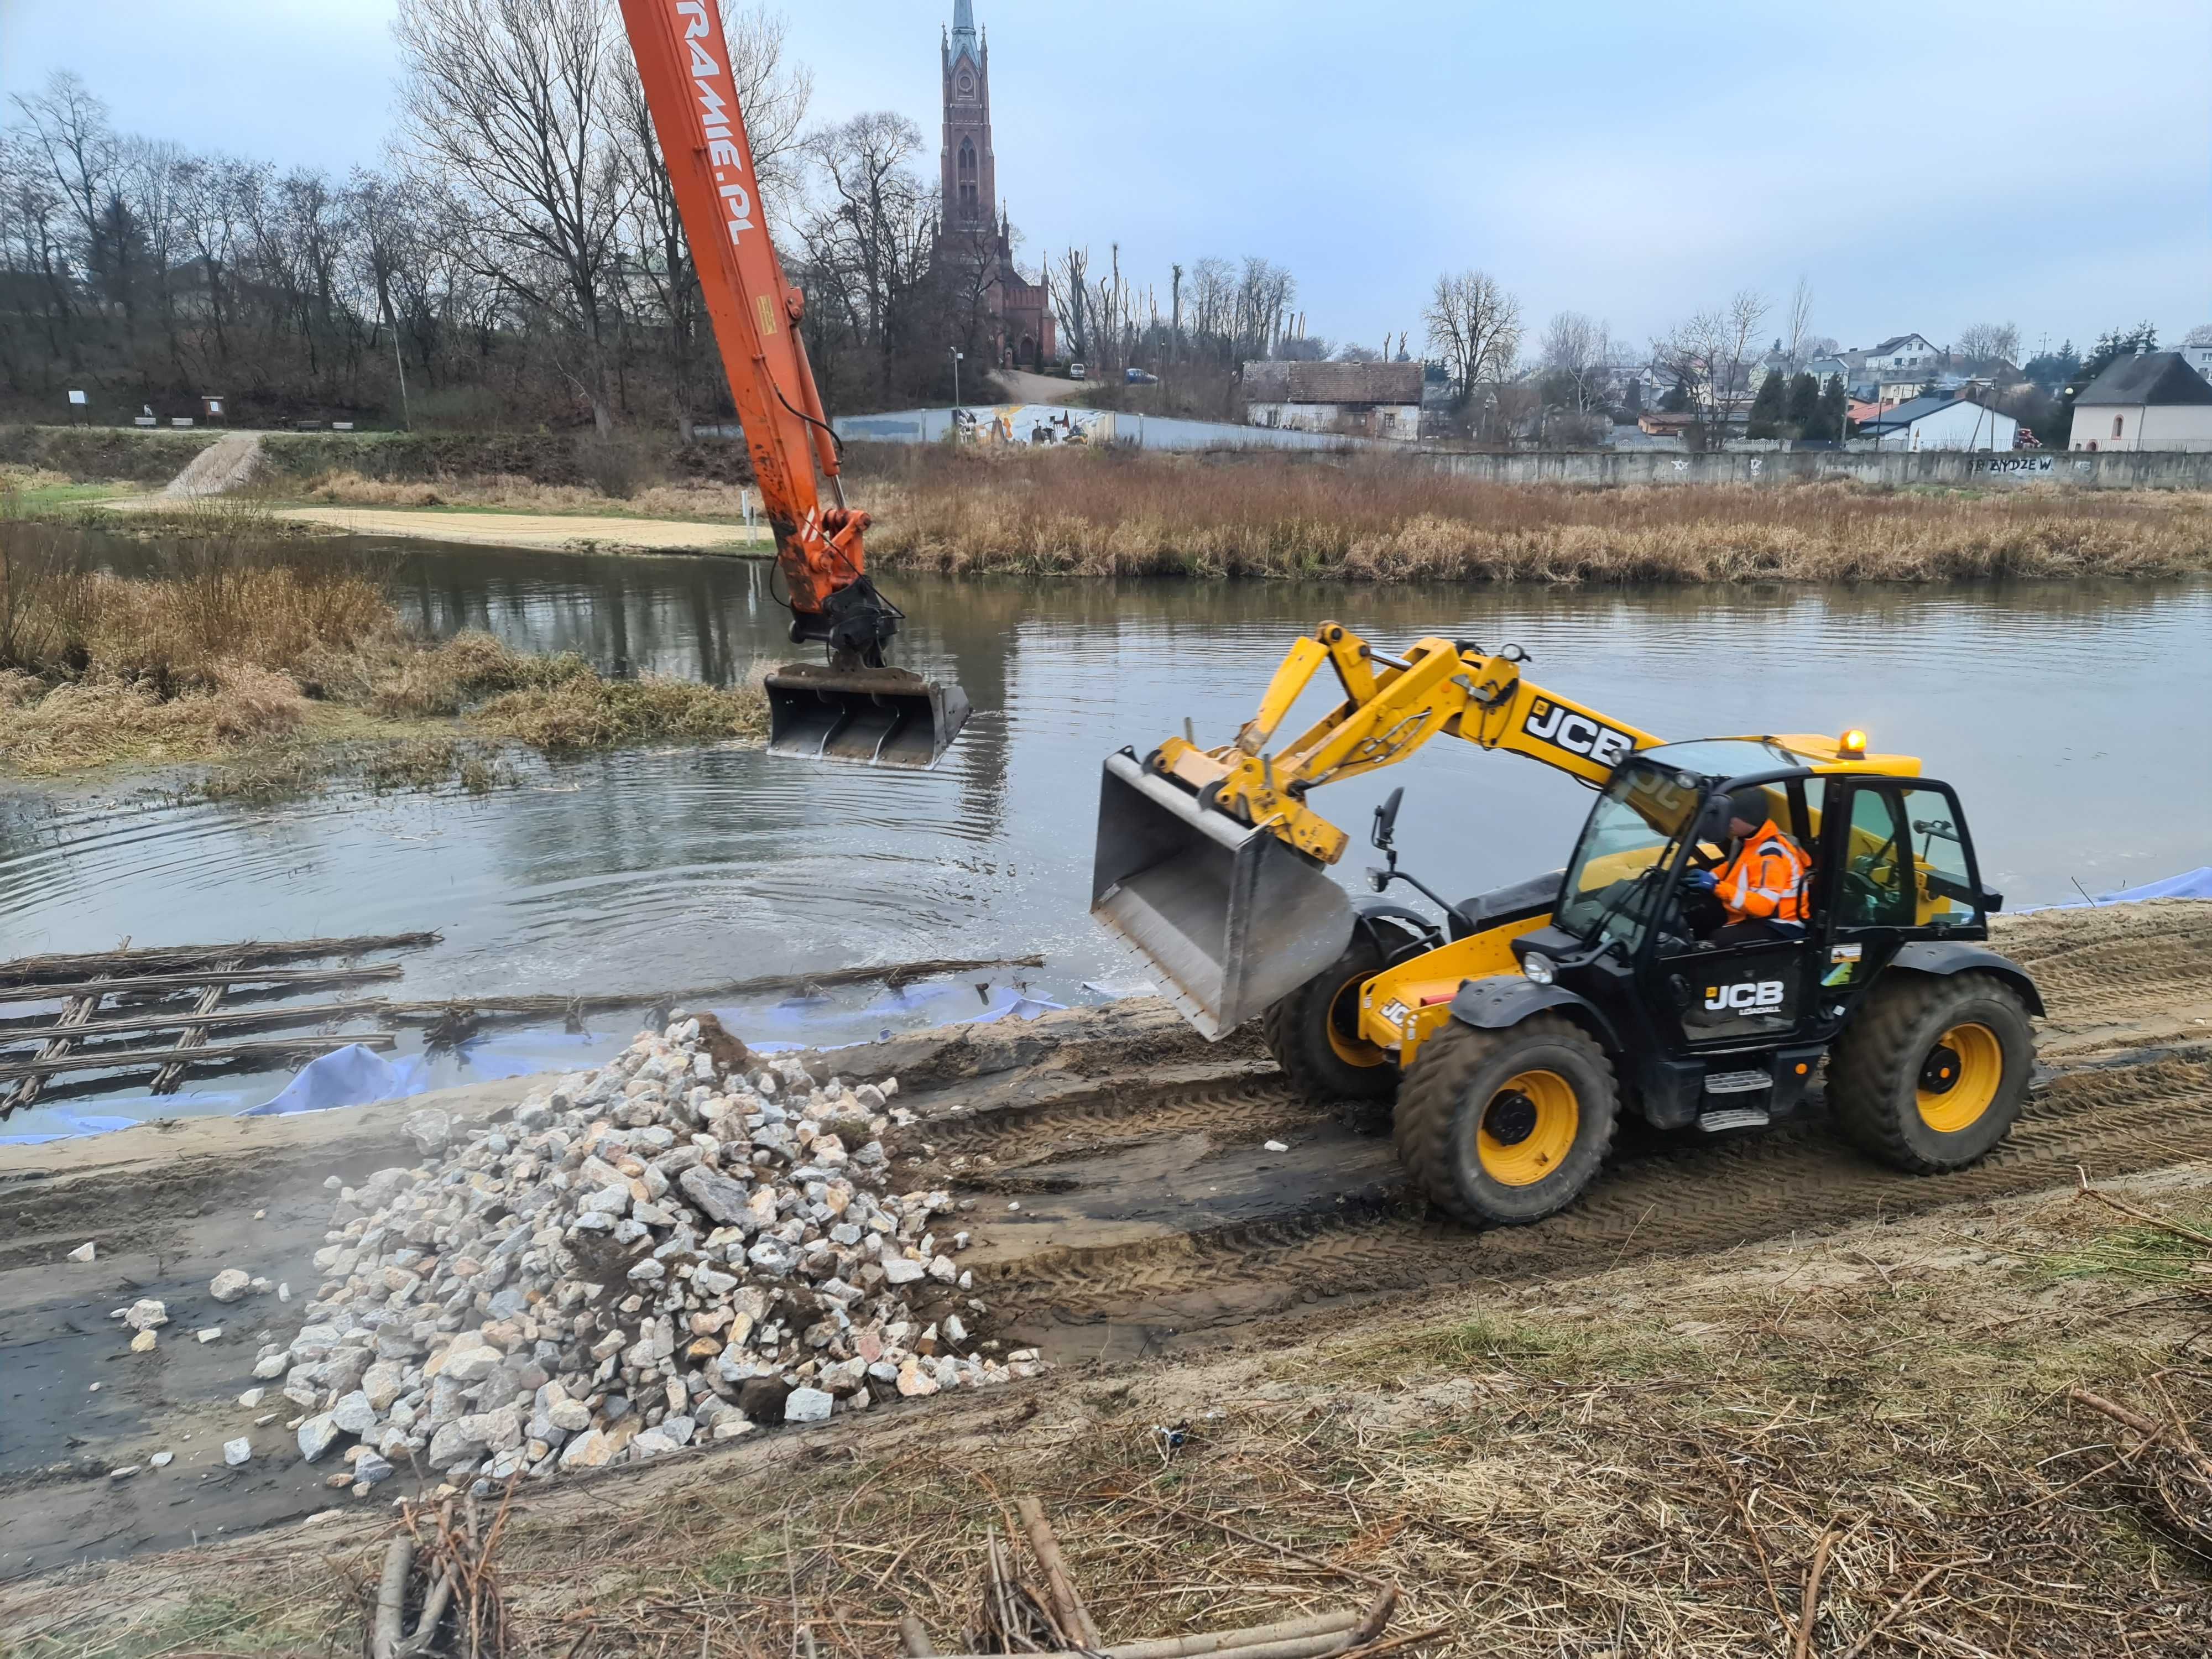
[1714,818,1810,921]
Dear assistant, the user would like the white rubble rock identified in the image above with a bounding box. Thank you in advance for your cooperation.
[131,1329,158,1353]
[224,1437,253,1466]
[299,1413,342,1461]
[67,1241,96,1263]
[150,1451,175,1468]
[196,1327,223,1344]
[238,1387,267,1407]
[1263,1139,1290,1153]
[404,1107,452,1154]
[124,1298,168,1331]
[784,1387,834,1424]
[208,1269,254,1303]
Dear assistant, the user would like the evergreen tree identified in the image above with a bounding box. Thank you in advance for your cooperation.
[1819,374,1848,441]
[1746,369,1788,438]
[1660,377,1689,413]
[1785,371,1819,434]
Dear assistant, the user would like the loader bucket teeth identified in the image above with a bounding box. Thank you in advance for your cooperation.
[764,664,972,769]
[1091,750,1355,1039]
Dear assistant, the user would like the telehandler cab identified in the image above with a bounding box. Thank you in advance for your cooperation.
[1092,623,2042,1228]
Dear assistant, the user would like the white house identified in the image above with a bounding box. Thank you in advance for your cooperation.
[2067,351,2212,452]
[1243,360,1423,441]
[1861,333,1942,378]
[1858,394,2017,452]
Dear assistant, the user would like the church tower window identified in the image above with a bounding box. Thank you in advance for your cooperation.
[958,138,978,212]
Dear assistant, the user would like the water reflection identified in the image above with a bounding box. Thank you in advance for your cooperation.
[4,523,2206,1133]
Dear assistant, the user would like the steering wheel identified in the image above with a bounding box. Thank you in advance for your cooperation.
[1844,862,1893,911]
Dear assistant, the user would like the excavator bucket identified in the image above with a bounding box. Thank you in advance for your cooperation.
[1091,749,1354,1039]
[764,664,972,769]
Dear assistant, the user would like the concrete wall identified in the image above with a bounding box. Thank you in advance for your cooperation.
[1417,447,2212,490]
[1246,400,1422,441]
[833,406,1375,452]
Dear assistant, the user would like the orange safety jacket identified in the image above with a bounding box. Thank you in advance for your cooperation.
[1714,818,1811,922]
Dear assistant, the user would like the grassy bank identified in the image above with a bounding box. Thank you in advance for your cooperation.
[8,1170,2205,1656]
[0,507,766,795]
[861,448,2212,583]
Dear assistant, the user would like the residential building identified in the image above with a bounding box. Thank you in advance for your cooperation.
[1243,361,1423,440]
[1861,333,1943,379]
[1858,395,2017,451]
[2179,340,2212,384]
[2067,351,2212,452]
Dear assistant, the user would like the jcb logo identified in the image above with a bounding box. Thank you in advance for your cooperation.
[1705,981,1786,1014]
[1524,700,1636,767]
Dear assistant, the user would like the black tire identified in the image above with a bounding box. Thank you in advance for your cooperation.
[1393,1015,1618,1227]
[1828,970,2034,1173]
[1262,922,1419,1105]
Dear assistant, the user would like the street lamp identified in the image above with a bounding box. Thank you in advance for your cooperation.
[950,347,964,409]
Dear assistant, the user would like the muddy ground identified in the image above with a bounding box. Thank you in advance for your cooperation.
[1,901,2208,1651]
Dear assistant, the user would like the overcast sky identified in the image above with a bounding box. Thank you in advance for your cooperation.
[4,0,2206,360]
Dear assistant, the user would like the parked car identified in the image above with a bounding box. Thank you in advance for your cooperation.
[1068,362,1087,381]
[1125,367,1159,385]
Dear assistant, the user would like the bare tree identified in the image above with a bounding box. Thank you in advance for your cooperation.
[1538,310,1611,414]
[1954,321,2022,369]
[393,0,634,430]
[2184,323,2212,348]
[1423,268,1521,414]
[1650,289,1766,447]
[1783,276,1814,370]
[1050,246,1091,364]
[798,111,934,405]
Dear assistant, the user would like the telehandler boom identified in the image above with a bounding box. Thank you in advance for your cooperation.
[617,0,968,767]
[1094,622,2043,1228]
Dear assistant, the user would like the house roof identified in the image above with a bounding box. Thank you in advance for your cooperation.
[1858,394,2011,433]
[1868,333,1934,356]
[1241,360,1423,404]
[2072,351,2212,407]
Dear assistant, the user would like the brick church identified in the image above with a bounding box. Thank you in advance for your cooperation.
[939,1,1055,371]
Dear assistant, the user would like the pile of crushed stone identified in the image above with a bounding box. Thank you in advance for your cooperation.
[249,1015,1031,1493]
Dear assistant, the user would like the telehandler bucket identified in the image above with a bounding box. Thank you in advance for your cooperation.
[764,664,972,769]
[1091,749,1354,1038]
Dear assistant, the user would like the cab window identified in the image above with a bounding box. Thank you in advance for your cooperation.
[1901,786,1983,926]
[1835,787,1914,927]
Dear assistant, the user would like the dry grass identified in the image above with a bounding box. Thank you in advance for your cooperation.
[298,467,755,523]
[0,513,767,787]
[14,1173,2203,1659]
[855,448,2212,583]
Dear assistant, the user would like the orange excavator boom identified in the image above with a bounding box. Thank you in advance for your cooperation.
[617,0,969,767]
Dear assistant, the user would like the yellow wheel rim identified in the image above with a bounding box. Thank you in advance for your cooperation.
[1477,1069,1580,1186]
[1326,975,1390,1069]
[1916,1022,2002,1134]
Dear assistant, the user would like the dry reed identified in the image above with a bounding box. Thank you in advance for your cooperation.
[0,517,766,783]
[857,450,2212,584]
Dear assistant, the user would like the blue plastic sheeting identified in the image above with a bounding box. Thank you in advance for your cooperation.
[0,1110,143,1146]
[2015,866,2212,912]
[241,1044,430,1118]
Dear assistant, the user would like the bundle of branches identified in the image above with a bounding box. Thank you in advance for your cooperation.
[900,1495,1423,1659]
[368,1488,515,1658]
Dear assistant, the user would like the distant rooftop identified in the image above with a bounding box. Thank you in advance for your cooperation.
[1243,360,1423,404]
[2072,351,2212,407]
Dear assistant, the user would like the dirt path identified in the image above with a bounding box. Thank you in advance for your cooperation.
[109,497,773,555]
[2,901,2205,1579]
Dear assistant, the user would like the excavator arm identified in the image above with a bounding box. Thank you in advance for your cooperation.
[1091,622,1665,1036]
[617,0,968,766]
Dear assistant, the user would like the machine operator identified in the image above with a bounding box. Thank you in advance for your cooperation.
[1689,790,1811,946]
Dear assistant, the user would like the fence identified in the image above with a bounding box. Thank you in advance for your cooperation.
[1415,448,2212,490]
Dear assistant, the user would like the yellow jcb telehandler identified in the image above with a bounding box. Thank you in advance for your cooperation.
[1092,623,2043,1228]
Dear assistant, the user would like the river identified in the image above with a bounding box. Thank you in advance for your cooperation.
[3,533,2206,1138]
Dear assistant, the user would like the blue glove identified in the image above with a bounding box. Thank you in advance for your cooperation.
[1687,869,1718,892]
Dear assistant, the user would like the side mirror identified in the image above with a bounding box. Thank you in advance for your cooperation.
[1371,786,1405,850]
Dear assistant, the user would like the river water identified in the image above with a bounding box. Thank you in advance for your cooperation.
[3,534,2206,1138]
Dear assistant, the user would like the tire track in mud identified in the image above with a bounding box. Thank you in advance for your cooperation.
[974,1052,2212,1335]
[923,1071,1318,1168]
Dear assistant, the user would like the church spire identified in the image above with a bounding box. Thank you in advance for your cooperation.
[950,0,981,66]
